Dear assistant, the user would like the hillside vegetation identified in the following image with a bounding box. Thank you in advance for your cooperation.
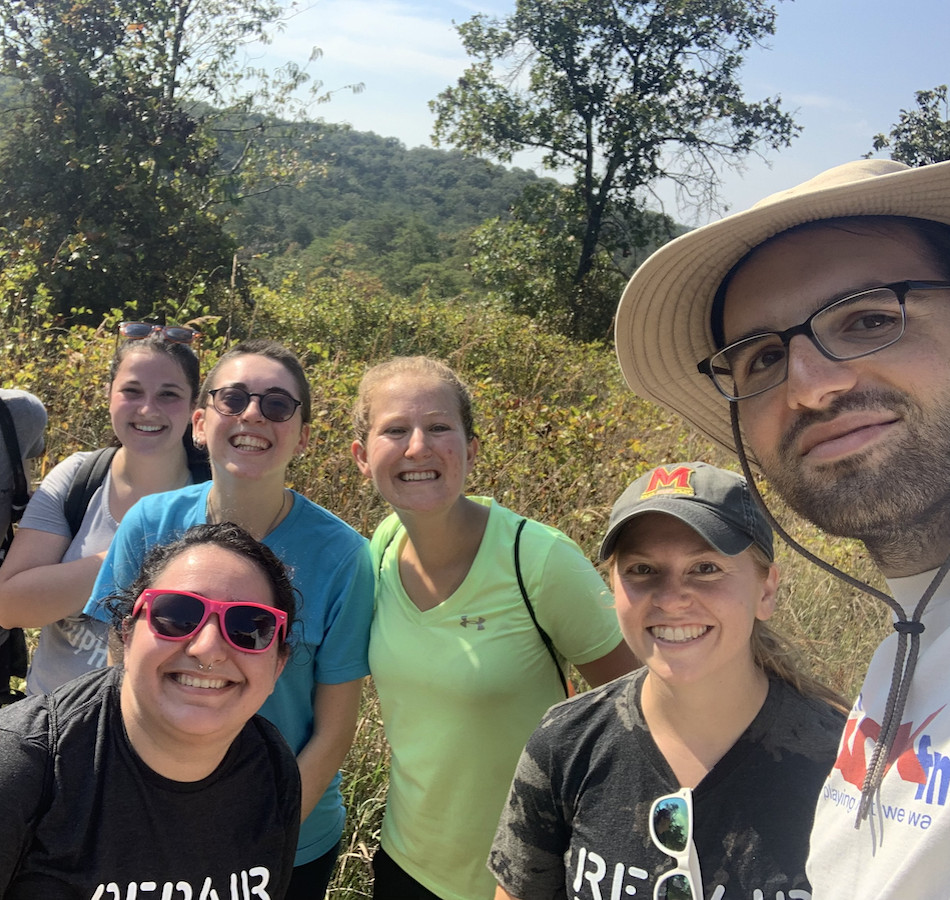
[226,122,678,325]
[220,122,553,302]
[228,124,548,258]
[4,278,889,896]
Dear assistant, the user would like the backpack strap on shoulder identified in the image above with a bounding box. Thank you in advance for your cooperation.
[376,528,399,580]
[515,518,570,698]
[64,447,118,539]
[64,444,207,540]
[0,397,29,527]
[0,398,31,699]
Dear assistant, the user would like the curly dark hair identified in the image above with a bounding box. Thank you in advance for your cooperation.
[106,522,299,654]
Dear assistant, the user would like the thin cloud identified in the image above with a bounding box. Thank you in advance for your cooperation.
[263,0,468,78]
[786,92,852,112]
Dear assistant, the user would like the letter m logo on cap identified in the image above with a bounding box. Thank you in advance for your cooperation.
[641,466,695,499]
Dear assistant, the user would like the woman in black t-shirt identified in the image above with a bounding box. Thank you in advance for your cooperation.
[490,463,848,900]
[0,522,301,899]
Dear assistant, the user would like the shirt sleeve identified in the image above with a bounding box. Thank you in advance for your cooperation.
[488,721,569,899]
[523,522,623,666]
[18,453,87,538]
[309,539,375,684]
[83,499,151,622]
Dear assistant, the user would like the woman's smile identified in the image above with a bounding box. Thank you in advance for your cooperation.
[649,624,710,643]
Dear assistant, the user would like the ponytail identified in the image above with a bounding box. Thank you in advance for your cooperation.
[748,545,850,714]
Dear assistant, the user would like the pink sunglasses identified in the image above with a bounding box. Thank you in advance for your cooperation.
[132,590,288,654]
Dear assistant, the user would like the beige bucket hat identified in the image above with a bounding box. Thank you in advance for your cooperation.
[615,158,950,454]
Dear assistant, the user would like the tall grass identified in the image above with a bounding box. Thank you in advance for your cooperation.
[3,280,890,898]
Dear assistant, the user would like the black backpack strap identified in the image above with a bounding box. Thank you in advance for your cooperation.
[515,518,570,698]
[0,397,29,527]
[64,445,209,539]
[0,398,31,702]
[64,447,118,539]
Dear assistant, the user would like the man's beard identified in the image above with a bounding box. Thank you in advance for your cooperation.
[750,389,950,546]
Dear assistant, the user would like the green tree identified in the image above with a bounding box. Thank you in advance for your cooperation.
[431,0,799,339]
[869,85,950,167]
[469,180,677,340]
[0,0,335,318]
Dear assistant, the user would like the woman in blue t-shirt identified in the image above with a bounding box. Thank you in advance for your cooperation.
[87,339,374,899]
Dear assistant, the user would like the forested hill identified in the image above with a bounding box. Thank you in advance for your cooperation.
[225,120,680,324]
[228,122,548,261]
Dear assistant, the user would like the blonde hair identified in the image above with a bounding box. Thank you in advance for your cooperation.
[746,545,850,714]
[352,356,476,443]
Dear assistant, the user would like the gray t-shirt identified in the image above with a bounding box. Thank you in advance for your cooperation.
[489,668,845,900]
[20,452,115,695]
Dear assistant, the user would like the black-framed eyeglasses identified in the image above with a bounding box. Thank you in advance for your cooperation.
[118,321,201,345]
[208,386,301,423]
[697,280,950,401]
[650,789,703,900]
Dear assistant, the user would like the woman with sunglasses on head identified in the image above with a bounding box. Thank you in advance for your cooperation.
[350,356,636,900]
[85,338,374,900]
[489,463,848,900]
[0,522,301,898]
[0,329,206,696]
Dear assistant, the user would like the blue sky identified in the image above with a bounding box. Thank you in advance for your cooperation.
[255,0,950,226]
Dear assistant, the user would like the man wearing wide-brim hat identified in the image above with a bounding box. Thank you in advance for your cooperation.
[615,158,950,897]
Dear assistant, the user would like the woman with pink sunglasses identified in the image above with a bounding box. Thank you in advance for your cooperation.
[0,522,301,898]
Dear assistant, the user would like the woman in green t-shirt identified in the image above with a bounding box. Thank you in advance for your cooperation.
[351,355,636,900]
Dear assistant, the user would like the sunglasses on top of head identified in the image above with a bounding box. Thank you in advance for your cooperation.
[132,589,288,653]
[118,322,201,346]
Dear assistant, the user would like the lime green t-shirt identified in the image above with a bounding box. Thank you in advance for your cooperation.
[369,497,623,900]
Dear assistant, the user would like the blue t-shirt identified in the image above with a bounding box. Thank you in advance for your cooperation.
[84,482,374,864]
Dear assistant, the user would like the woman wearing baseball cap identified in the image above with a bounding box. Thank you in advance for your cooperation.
[489,462,846,900]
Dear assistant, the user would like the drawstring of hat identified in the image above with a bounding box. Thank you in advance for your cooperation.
[730,403,950,827]
[854,566,948,825]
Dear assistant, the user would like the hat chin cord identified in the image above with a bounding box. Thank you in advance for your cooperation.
[730,402,950,828]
